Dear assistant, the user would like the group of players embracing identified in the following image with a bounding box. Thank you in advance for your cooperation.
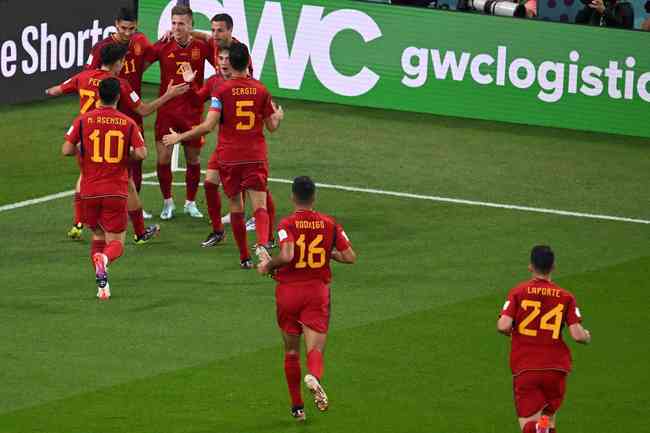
[47,5,358,422]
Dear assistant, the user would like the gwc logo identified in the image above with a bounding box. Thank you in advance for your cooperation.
[157,0,381,97]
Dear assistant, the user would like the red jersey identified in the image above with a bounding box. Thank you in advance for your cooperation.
[146,37,213,113]
[208,37,253,76]
[64,107,145,198]
[274,210,352,285]
[189,73,225,108]
[501,278,583,376]
[59,69,142,115]
[209,77,275,164]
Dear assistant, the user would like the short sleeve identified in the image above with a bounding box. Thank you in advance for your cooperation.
[209,86,223,112]
[277,220,295,245]
[130,123,145,149]
[262,91,275,119]
[144,40,162,63]
[501,291,518,318]
[85,45,101,70]
[64,117,82,143]
[59,73,80,94]
[564,295,582,325]
[335,224,351,251]
[121,81,142,111]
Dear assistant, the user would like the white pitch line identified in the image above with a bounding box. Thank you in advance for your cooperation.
[139,178,650,225]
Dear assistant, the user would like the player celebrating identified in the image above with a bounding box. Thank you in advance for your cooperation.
[61,78,147,299]
[145,5,214,220]
[163,43,283,268]
[47,44,187,243]
[257,176,356,421]
[86,7,155,215]
[498,245,591,433]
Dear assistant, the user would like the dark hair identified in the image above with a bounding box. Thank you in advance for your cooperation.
[530,245,554,274]
[100,43,128,67]
[645,0,650,13]
[211,13,233,29]
[116,7,137,22]
[171,5,193,18]
[99,78,121,105]
[228,42,249,72]
[292,176,316,204]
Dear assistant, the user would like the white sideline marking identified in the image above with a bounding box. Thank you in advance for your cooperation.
[1,171,647,225]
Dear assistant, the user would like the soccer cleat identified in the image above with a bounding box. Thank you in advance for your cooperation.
[304,374,328,412]
[92,253,110,300]
[245,216,256,232]
[134,224,161,245]
[240,258,254,269]
[201,230,225,247]
[221,213,231,225]
[255,244,272,264]
[184,201,203,218]
[142,209,153,220]
[67,223,83,240]
[160,200,176,220]
[291,406,306,422]
[536,415,550,433]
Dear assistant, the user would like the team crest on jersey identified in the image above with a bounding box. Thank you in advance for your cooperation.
[191,48,201,60]
[134,43,142,56]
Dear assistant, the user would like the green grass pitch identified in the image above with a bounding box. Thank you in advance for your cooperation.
[0,84,648,433]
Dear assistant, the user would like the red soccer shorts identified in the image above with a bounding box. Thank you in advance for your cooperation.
[218,162,268,198]
[513,370,567,417]
[154,108,204,148]
[276,280,330,335]
[81,196,128,233]
[207,150,219,171]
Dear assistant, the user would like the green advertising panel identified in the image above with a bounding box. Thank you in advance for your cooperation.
[139,0,650,138]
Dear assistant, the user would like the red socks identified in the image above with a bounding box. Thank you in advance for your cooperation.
[284,353,303,407]
[523,421,537,433]
[230,212,249,260]
[266,190,276,241]
[104,240,124,263]
[131,160,143,192]
[185,163,201,202]
[90,240,106,265]
[157,163,173,200]
[253,208,270,246]
[204,181,223,232]
[307,349,324,381]
[128,209,145,237]
[73,193,82,225]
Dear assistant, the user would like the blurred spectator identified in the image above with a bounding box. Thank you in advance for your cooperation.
[522,0,537,17]
[641,1,650,30]
[575,0,634,29]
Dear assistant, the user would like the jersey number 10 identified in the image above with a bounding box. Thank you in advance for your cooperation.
[89,130,125,164]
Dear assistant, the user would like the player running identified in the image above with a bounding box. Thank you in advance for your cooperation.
[47,44,187,243]
[256,176,356,421]
[498,245,591,433]
[61,78,147,299]
[162,43,283,268]
[86,7,155,218]
[144,5,214,220]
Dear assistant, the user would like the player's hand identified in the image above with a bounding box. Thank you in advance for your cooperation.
[271,101,284,121]
[165,80,189,98]
[162,128,181,147]
[257,259,271,275]
[180,63,196,83]
[160,30,173,42]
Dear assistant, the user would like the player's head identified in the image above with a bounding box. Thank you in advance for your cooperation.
[100,43,128,74]
[529,245,554,275]
[114,7,137,43]
[218,45,231,79]
[99,77,121,107]
[211,13,233,48]
[171,5,193,42]
[292,176,316,207]
[228,42,249,74]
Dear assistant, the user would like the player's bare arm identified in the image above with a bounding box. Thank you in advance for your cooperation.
[46,85,64,96]
[136,80,189,116]
[162,110,220,146]
[497,314,514,335]
[257,241,294,275]
[569,323,591,344]
[265,102,284,133]
[131,146,147,161]
[61,140,78,156]
[331,247,356,264]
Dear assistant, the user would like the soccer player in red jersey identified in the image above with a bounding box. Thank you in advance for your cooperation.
[144,5,214,221]
[47,44,187,243]
[498,245,591,433]
[61,78,147,299]
[163,43,283,268]
[86,8,155,203]
[256,176,356,421]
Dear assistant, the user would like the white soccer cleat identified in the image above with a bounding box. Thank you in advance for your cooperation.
[160,200,176,220]
[97,284,111,300]
[142,209,153,220]
[221,213,231,225]
[184,201,203,218]
[245,217,256,232]
[304,374,328,412]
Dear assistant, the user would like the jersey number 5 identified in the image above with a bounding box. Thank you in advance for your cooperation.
[89,130,125,164]
[236,100,255,130]
[518,300,564,339]
[295,234,326,269]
